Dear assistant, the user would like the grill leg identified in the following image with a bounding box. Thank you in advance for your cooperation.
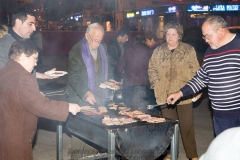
[171,124,179,160]
[108,130,115,160]
[57,122,63,160]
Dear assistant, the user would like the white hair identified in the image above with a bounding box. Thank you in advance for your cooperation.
[86,23,104,35]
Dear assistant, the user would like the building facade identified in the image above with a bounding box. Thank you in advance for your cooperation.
[29,0,240,34]
[120,0,240,39]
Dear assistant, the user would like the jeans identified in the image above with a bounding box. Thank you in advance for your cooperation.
[213,116,240,136]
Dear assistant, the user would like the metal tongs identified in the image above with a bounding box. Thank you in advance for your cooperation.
[44,89,69,97]
[147,102,168,109]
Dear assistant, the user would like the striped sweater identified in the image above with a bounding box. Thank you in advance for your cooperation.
[180,33,240,118]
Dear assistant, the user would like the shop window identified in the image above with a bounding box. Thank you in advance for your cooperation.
[190,13,208,18]
[158,16,164,39]
[189,13,208,26]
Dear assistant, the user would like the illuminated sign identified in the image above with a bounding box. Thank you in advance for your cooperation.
[167,6,177,13]
[74,15,83,21]
[188,4,240,12]
[212,5,225,11]
[226,5,239,11]
[141,9,154,16]
[136,11,139,15]
[188,5,209,12]
[127,12,135,18]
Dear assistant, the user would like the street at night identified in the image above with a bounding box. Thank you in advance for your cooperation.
[0,0,240,160]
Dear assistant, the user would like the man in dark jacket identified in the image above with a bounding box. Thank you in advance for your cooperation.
[107,28,129,82]
[67,23,110,106]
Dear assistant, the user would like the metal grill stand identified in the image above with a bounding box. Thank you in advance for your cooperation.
[56,123,179,160]
[57,122,63,160]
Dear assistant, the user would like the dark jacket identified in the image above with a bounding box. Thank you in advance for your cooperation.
[0,60,69,160]
[150,40,163,50]
[107,38,126,81]
[116,44,152,88]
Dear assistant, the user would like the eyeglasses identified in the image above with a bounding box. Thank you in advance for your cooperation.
[202,28,220,40]
[202,34,212,40]
[87,32,102,45]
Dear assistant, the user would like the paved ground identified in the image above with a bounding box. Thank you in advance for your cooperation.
[33,55,215,160]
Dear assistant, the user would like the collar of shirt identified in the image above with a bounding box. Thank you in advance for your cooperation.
[8,28,23,41]
[88,46,98,60]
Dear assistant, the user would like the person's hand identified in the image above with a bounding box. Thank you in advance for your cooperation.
[36,68,60,79]
[40,92,45,97]
[192,93,202,102]
[109,79,119,84]
[166,91,183,105]
[36,72,56,79]
[69,103,81,115]
[84,91,96,105]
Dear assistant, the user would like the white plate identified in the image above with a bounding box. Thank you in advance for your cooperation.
[116,94,123,99]
[44,71,68,77]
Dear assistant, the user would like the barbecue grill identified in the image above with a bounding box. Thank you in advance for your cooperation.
[65,110,179,160]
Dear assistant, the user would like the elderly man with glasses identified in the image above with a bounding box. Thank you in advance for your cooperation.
[167,15,240,137]
[66,23,113,159]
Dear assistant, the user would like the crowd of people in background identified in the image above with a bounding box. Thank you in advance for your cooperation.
[0,6,240,160]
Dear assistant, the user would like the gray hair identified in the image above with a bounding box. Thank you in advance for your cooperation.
[204,15,228,30]
[86,23,104,35]
[163,21,183,40]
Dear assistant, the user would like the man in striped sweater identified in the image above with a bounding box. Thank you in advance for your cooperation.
[167,15,240,136]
